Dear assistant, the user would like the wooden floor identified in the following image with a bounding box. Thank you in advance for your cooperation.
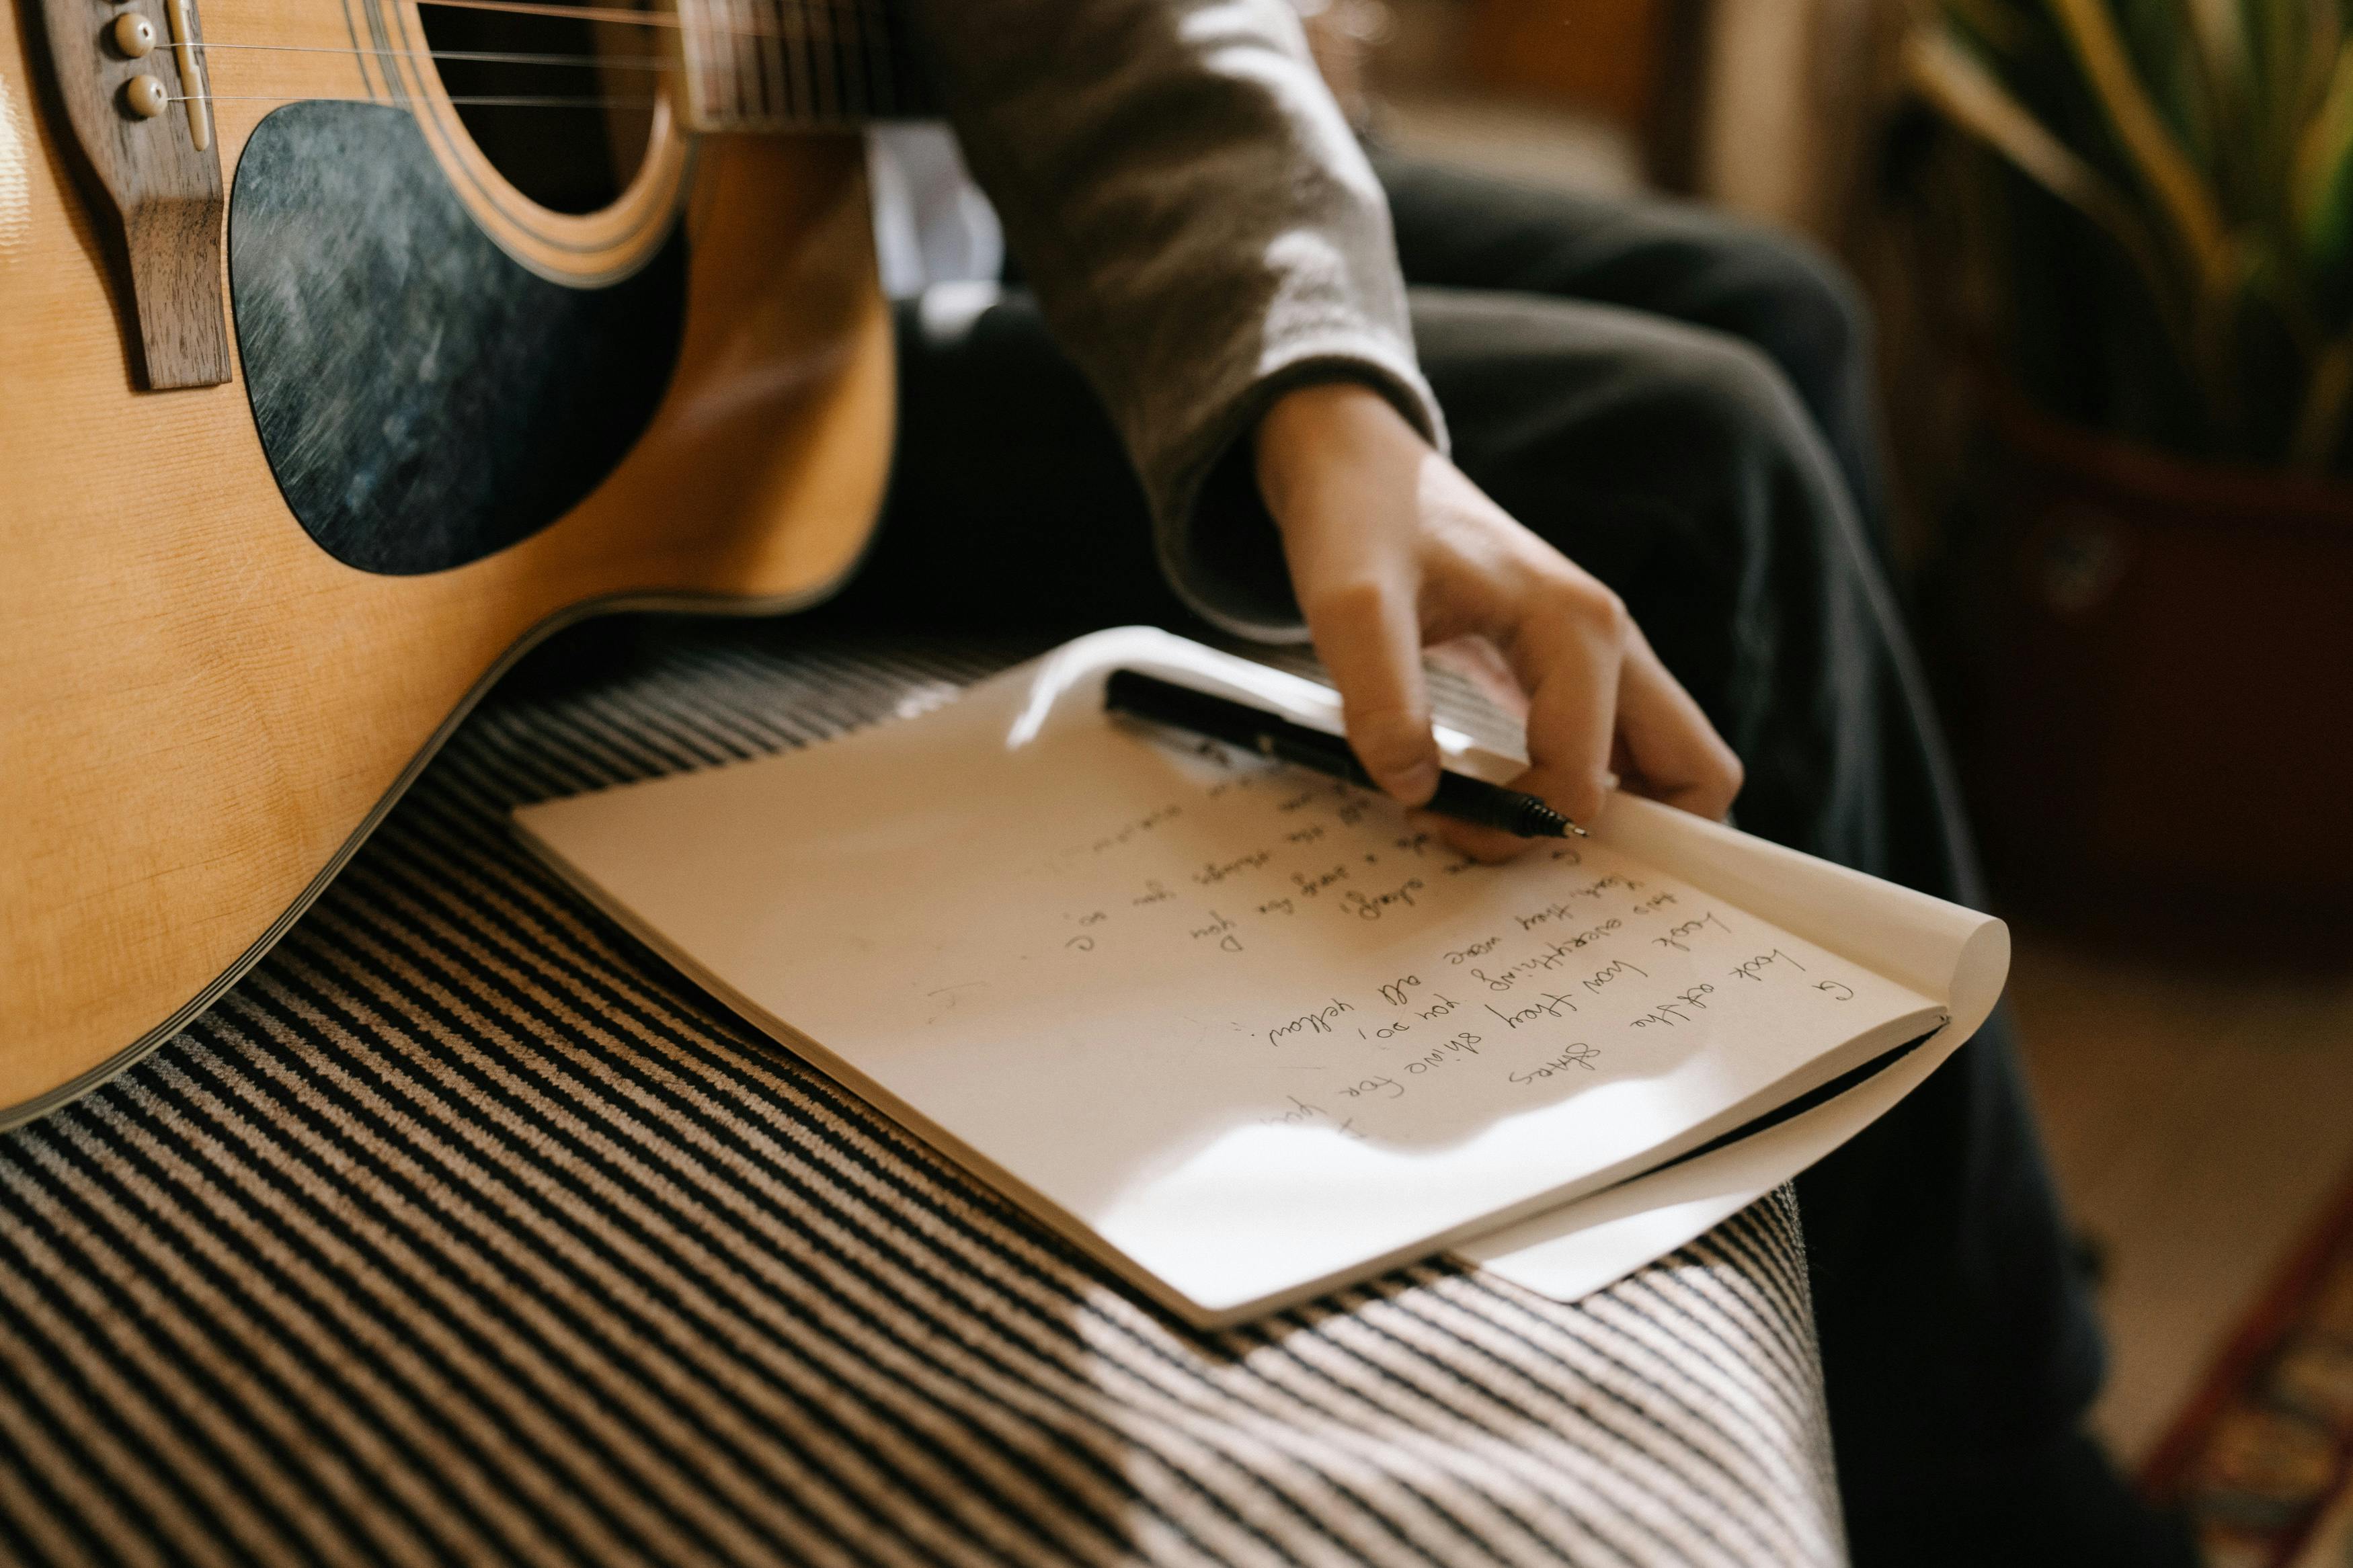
[2009,927,2353,1464]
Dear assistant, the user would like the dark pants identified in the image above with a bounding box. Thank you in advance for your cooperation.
[817,158,2184,1565]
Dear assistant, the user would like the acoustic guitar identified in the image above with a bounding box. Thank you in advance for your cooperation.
[2,0,916,1122]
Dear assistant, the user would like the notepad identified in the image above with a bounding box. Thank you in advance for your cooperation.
[514,628,2007,1326]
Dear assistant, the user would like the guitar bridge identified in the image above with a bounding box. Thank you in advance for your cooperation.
[31,0,231,388]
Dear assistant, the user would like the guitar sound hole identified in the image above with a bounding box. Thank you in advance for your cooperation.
[415,0,657,215]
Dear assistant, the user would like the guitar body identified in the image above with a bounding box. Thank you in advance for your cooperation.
[0,0,894,1120]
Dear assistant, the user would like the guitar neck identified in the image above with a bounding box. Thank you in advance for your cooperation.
[672,0,931,133]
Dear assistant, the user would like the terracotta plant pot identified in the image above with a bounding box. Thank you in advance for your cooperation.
[1952,400,2353,936]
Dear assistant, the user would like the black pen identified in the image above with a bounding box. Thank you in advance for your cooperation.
[1104,668,1588,839]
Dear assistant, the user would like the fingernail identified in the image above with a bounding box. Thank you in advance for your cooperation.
[1391,759,1440,805]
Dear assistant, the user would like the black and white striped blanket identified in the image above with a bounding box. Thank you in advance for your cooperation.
[0,622,1845,1566]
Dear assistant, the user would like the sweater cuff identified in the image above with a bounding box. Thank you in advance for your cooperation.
[1150,339,1447,644]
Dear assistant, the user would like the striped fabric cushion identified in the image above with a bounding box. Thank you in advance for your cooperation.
[0,622,1845,1567]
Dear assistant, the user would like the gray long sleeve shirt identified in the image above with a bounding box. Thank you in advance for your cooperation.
[908,0,1447,638]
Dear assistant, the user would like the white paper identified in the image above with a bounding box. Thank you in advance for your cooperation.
[1457,791,2009,1302]
[514,628,1977,1326]
[1455,1026,1962,1301]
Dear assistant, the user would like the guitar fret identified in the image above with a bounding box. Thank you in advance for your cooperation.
[813,0,837,122]
[717,0,742,122]
[668,0,924,132]
[852,0,881,117]
[756,0,787,120]
[835,0,859,120]
[731,0,761,120]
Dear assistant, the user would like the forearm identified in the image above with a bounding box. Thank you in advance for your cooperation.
[906,0,1443,634]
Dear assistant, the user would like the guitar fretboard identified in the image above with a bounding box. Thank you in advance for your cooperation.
[672,0,929,131]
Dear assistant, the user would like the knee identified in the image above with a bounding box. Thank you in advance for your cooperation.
[1426,293,1850,572]
[1714,233,1872,416]
[1639,329,1823,497]
[1599,329,1867,659]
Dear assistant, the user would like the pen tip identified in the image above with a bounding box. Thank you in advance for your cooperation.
[1518,799,1584,839]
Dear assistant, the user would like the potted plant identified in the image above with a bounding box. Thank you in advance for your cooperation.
[1900,0,2353,931]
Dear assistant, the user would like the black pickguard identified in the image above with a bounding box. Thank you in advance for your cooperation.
[228,102,686,576]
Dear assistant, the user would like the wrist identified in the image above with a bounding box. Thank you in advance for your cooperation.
[1254,379,1429,528]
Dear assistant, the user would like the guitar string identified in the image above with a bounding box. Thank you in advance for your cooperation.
[186,8,891,75]
[167,91,661,104]
[413,0,879,44]
[186,42,672,68]
[184,1,896,68]
[175,0,904,115]
[413,0,674,30]
[190,11,861,50]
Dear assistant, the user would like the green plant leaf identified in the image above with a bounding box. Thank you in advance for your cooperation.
[2044,0,2239,296]
[1907,27,2186,321]
[1917,0,2353,467]
[2292,36,2353,281]
[1942,0,2032,52]
[2288,331,2353,463]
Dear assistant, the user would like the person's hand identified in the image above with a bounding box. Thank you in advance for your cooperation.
[1253,380,1742,860]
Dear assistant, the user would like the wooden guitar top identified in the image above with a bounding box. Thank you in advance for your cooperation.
[0,0,894,1122]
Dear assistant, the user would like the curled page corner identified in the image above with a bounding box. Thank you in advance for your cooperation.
[1454,1018,1966,1303]
[1456,793,2009,1304]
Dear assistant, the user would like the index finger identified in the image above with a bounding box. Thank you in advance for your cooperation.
[1499,577,1627,826]
[1425,576,1626,861]
[1300,579,1443,807]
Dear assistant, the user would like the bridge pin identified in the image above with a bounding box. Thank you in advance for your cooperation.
[122,72,166,118]
[110,12,157,57]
